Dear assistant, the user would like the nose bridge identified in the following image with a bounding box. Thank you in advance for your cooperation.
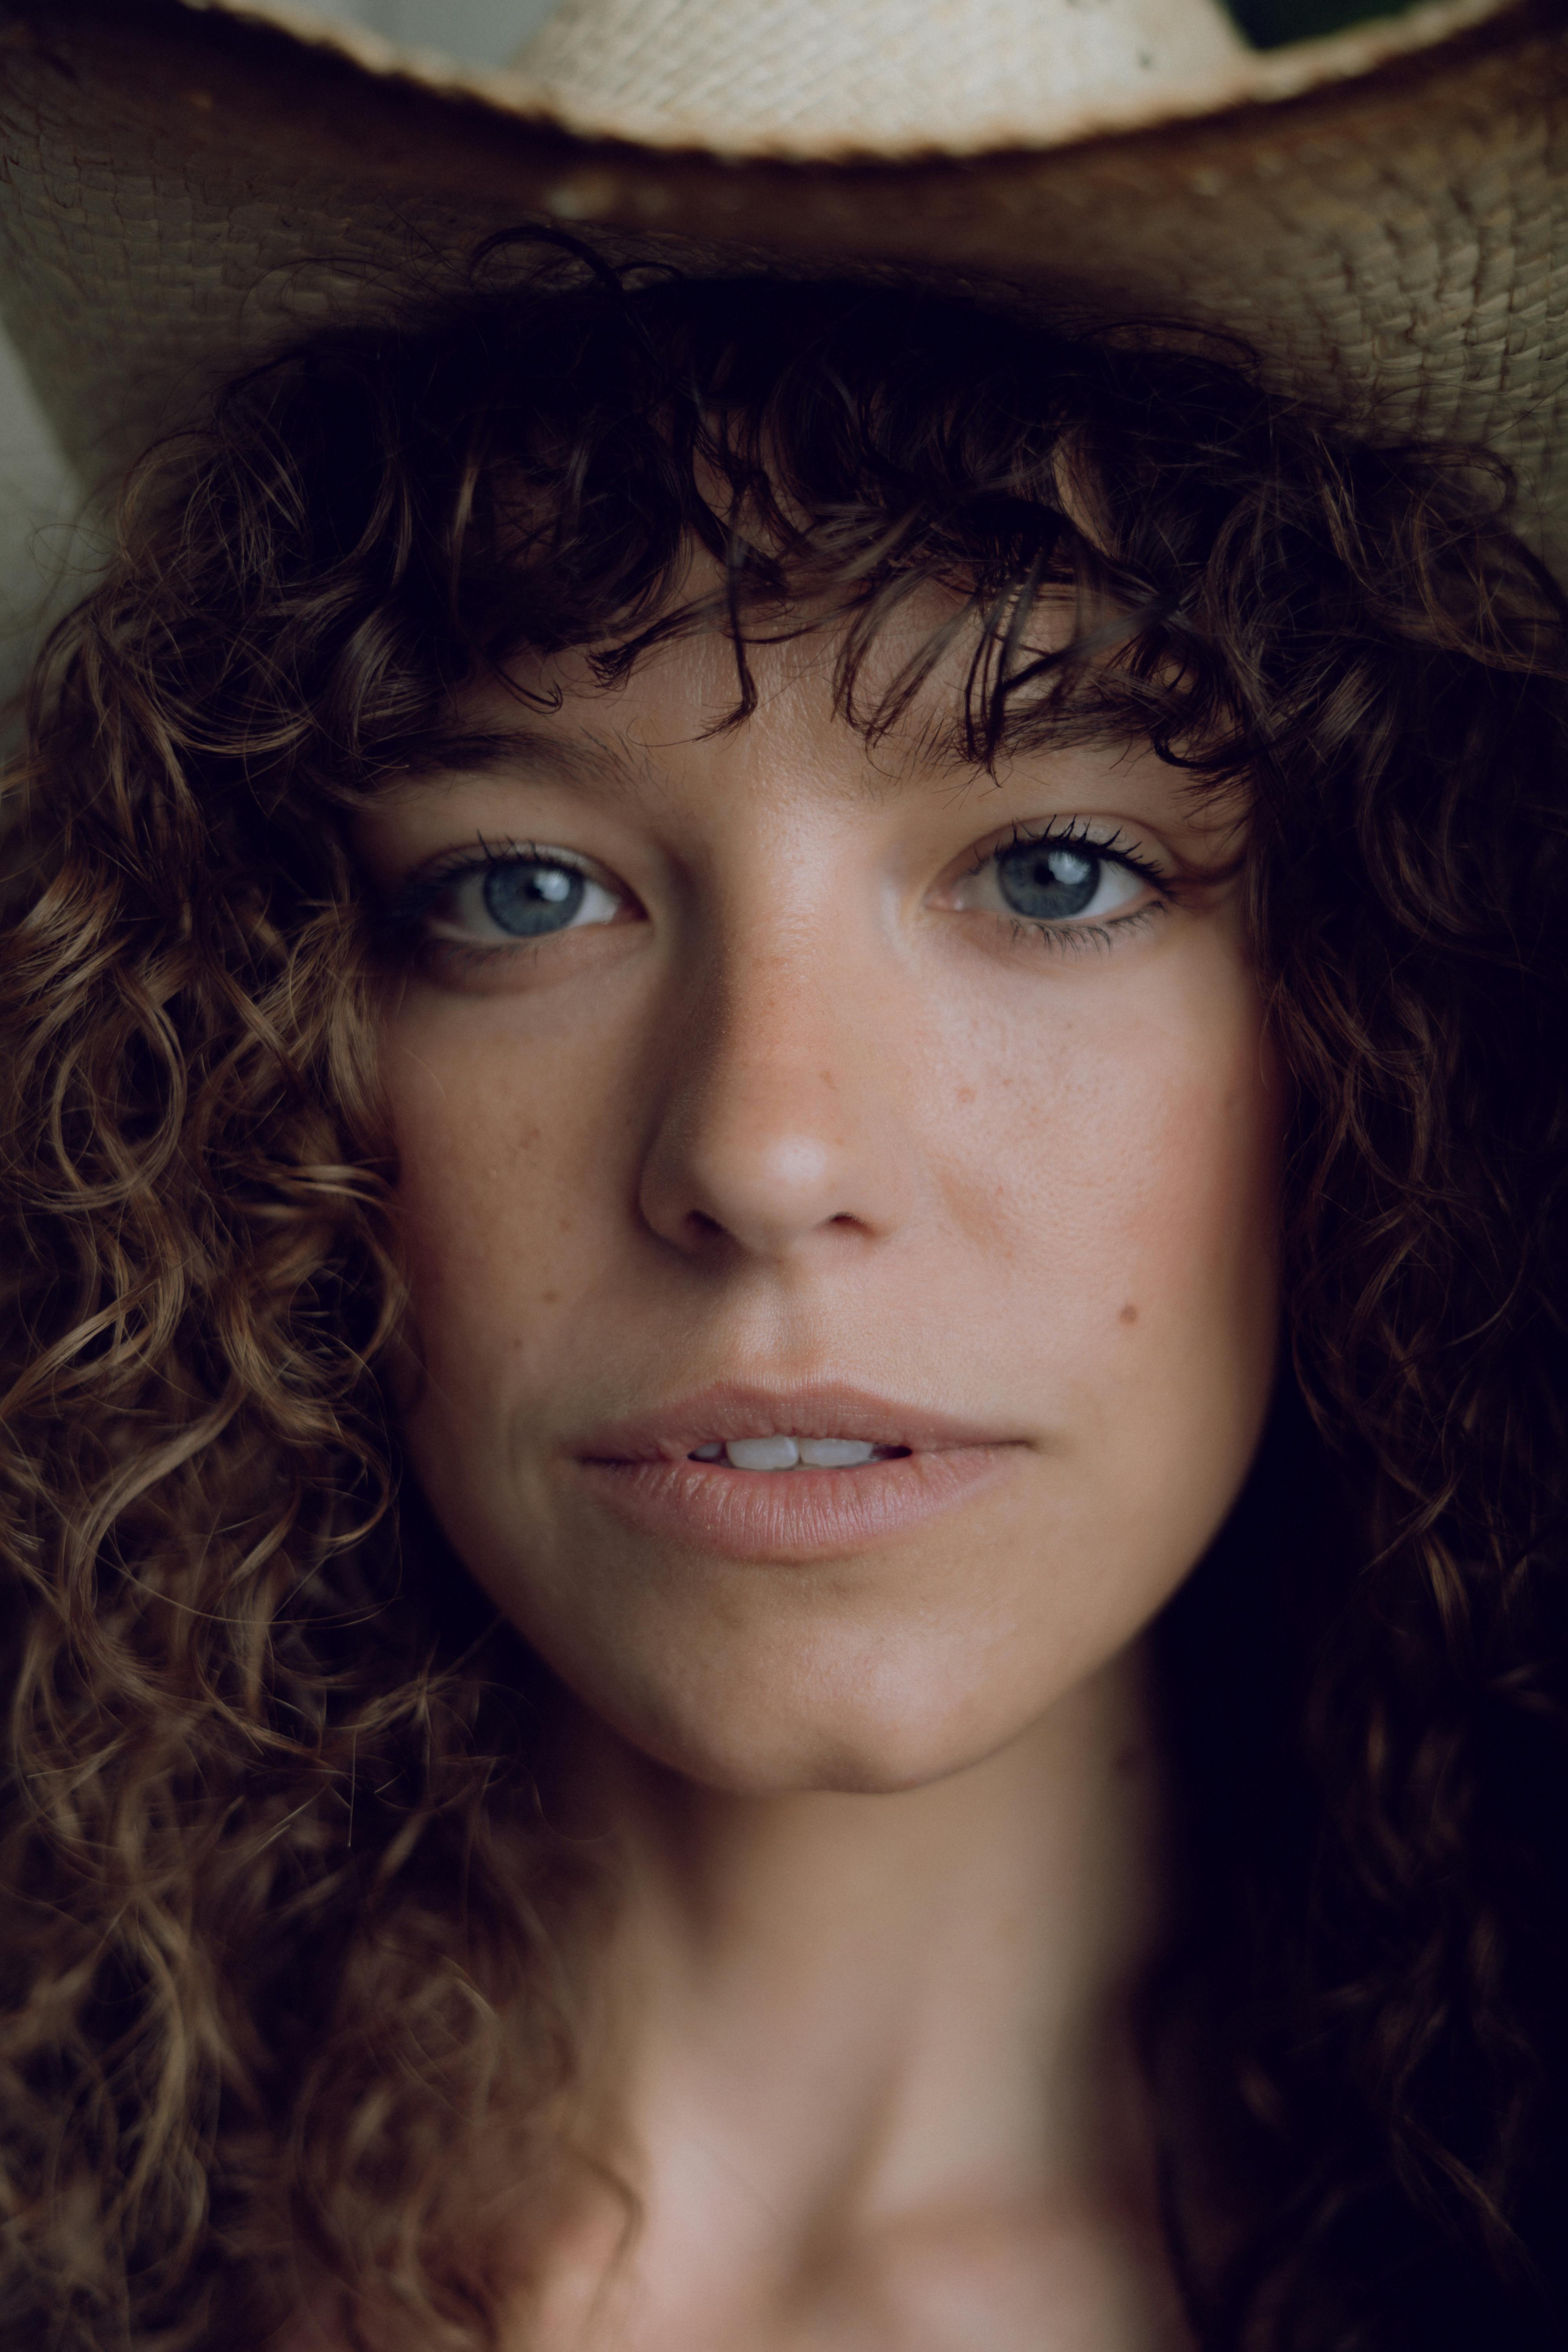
[637,880,912,1260]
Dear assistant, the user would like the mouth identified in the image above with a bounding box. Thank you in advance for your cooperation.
[687,1435,908,1470]
[576,1382,1009,1465]
[569,1383,1023,1559]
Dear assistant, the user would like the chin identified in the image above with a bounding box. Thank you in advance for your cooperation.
[630,1726,993,1801]
[557,1632,1058,1799]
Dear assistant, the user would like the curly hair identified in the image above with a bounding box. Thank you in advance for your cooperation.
[3,253,1568,2351]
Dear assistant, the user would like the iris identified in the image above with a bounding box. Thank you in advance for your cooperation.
[995,842,1099,921]
[483,860,586,936]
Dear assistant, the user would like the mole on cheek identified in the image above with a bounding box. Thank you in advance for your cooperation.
[1119,1303,1139,1325]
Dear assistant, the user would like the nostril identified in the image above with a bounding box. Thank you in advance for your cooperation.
[639,1093,913,1259]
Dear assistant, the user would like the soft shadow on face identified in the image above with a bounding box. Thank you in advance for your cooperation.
[357,599,1283,1797]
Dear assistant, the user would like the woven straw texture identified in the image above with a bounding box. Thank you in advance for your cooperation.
[184,0,1513,159]
[510,0,1501,156]
[0,0,1566,568]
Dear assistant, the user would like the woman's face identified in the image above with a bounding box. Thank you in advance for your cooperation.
[358,596,1281,1795]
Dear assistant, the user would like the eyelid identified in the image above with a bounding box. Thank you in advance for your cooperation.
[956,816,1171,890]
[387,836,632,929]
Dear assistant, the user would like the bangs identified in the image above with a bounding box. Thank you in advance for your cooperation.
[232,263,1259,796]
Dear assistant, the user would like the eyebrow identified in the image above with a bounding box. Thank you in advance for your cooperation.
[379,722,663,800]
[379,715,1013,820]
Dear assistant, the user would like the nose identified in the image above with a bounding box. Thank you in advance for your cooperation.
[637,933,916,1263]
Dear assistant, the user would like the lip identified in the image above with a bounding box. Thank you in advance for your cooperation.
[568,1381,1025,1561]
[575,1381,1013,1463]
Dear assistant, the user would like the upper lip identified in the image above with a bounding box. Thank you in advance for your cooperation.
[573,1381,1018,1463]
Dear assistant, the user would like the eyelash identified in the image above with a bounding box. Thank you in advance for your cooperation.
[964,819,1171,956]
[385,837,607,956]
[384,821,1172,965]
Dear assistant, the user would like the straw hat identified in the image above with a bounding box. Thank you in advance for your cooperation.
[0,0,1566,564]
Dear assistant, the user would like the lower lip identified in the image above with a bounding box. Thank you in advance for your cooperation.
[574,1447,1019,1561]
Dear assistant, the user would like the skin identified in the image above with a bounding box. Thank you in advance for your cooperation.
[352,585,1282,2349]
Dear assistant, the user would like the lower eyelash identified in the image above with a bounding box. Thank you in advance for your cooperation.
[385,842,611,967]
[427,934,548,972]
[1007,902,1168,956]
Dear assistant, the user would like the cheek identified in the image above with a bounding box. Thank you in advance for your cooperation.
[381,1000,622,1409]
[958,933,1278,1312]
[938,942,1281,1560]
[1083,1024,1281,1540]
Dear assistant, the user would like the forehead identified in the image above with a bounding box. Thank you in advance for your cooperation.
[444,572,1085,798]
[374,626,1244,883]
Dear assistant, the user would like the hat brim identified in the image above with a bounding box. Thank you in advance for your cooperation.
[2,0,1566,569]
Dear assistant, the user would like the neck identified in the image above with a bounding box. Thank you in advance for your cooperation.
[537,1644,1176,2341]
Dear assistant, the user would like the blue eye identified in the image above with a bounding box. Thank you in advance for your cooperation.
[483,859,586,936]
[951,831,1152,929]
[413,849,626,949]
[995,841,1100,921]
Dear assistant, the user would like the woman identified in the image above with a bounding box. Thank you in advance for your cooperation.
[4,3,1568,2350]
[2,248,1566,2352]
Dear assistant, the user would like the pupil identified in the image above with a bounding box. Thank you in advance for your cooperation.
[483,860,585,937]
[996,843,1098,921]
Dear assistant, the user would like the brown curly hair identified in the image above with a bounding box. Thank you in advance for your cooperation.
[3,251,1568,2352]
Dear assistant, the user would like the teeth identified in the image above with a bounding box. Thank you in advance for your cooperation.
[689,1435,886,1471]
[724,1435,801,1471]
